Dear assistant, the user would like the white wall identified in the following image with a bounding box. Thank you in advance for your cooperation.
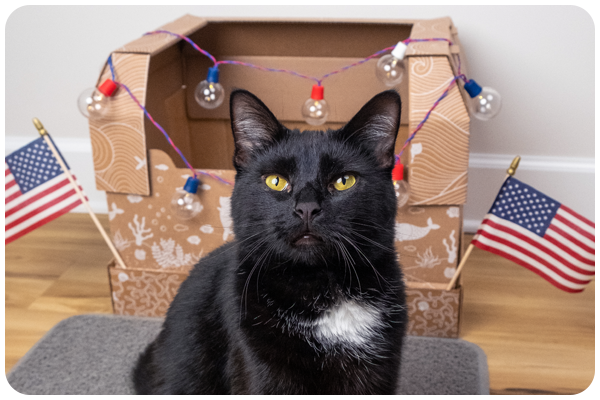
[4,5,595,230]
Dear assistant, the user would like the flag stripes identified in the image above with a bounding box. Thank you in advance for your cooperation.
[472,236,588,293]
[470,176,594,293]
[5,199,82,244]
[475,214,594,279]
[5,156,84,244]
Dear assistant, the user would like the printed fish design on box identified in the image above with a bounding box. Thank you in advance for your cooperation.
[395,217,440,242]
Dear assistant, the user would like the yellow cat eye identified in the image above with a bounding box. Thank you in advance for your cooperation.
[333,175,356,191]
[265,175,289,191]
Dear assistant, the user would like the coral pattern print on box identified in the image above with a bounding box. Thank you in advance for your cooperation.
[405,288,460,338]
[107,149,236,274]
[109,265,188,317]
[396,205,462,285]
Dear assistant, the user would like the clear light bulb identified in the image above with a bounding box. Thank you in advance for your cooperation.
[376,41,408,87]
[392,162,411,207]
[77,79,117,120]
[464,80,502,121]
[302,85,330,125]
[195,66,225,109]
[170,177,202,220]
[394,180,411,208]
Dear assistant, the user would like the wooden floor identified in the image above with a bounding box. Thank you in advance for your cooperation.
[5,213,595,394]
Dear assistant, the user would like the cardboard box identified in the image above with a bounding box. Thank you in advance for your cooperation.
[92,15,471,338]
[394,204,464,284]
[405,282,463,338]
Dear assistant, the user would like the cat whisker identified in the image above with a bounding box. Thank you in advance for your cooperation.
[332,235,361,293]
[350,218,391,231]
[239,237,271,320]
[338,233,390,291]
[200,227,271,262]
[349,230,396,254]
[255,243,277,297]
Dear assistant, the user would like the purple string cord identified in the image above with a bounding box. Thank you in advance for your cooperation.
[317,47,395,85]
[398,73,467,157]
[145,30,217,64]
[111,32,469,177]
[107,56,233,185]
[216,60,321,84]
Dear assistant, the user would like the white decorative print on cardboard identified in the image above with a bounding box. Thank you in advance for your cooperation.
[193,200,204,215]
[151,238,194,268]
[127,194,144,204]
[200,224,214,234]
[410,142,423,164]
[113,230,131,251]
[135,249,147,260]
[444,267,456,279]
[128,215,153,246]
[187,235,201,245]
[118,272,129,282]
[395,217,440,242]
[135,156,147,170]
[155,164,169,171]
[201,184,211,191]
[108,202,124,221]
[407,289,459,338]
[414,247,441,269]
[443,230,457,263]
[218,196,234,241]
[173,224,189,232]
[446,207,460,218]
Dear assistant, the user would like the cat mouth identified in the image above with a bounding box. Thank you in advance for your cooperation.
[292,232,323,247]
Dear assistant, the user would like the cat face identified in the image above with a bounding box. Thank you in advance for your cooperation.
[229,90,401,266]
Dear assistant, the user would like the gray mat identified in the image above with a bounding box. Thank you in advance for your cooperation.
[6,314,489,395]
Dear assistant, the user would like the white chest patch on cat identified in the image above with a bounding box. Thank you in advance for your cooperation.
[313,300,382,346]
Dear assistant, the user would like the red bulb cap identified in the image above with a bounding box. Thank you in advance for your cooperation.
[392,162,404,181]
[97,79,118,97]
[310,84,324,100]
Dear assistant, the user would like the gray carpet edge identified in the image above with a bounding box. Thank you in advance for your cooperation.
[6,314,489,395]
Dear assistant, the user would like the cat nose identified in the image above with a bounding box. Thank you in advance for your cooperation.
[294,202,321,224]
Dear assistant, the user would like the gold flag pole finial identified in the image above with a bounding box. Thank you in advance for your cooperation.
[32,118,48,136]
[446,155,524,291]
[30,118,128,270]
[507,155,521,176]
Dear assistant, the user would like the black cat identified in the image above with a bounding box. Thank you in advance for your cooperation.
[133,89,407,395]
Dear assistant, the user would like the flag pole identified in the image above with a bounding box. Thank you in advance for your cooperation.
[32,118,128,270]
[445,156,521,291]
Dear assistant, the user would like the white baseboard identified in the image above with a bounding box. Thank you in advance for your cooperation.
[6,136,595,229]
[465,153,595,232]
[469,153,594,174]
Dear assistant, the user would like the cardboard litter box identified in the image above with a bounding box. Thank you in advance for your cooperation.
[91,15,470,338]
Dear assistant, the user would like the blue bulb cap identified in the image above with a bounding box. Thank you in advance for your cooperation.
[184,177,200,194]
[206,66,220,83]
[464,79,482,98]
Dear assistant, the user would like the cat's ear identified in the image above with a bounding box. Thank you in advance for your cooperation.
[340,90,401,169]
[230,90,284,168]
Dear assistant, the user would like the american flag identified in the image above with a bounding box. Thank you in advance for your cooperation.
[5,136,85,244]
[471,176,595,293]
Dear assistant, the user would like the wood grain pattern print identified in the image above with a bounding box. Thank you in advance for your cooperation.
[89,53,150,195]
[407,56,470,205]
